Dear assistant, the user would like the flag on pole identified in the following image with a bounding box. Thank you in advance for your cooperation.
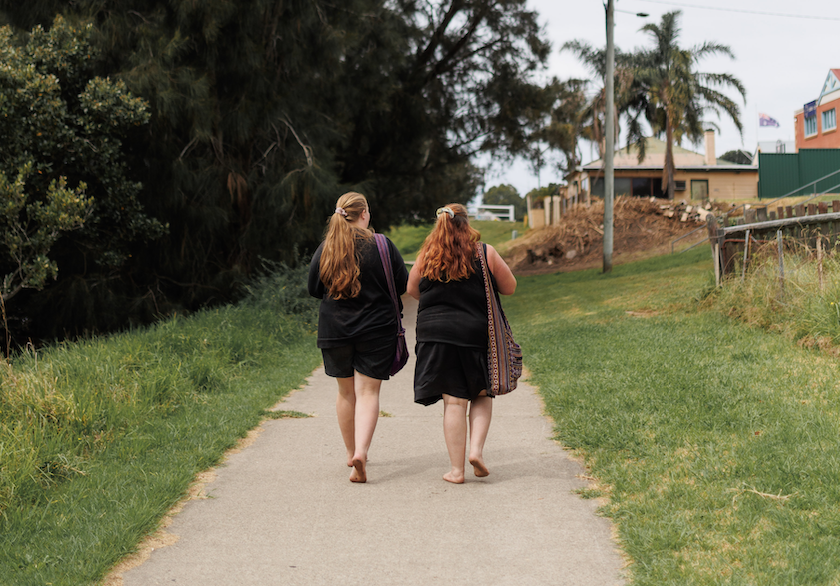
[759,112,780,127]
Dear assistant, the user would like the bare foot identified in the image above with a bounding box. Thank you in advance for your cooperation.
[347,456,369,467]
[443,471,465,484]
[350,457,366,483]
[469,457,489,477]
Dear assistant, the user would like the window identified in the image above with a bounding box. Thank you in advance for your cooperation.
[675,180,686,191]
[805,115,818,136]
[823,108,837,131]
[691,180,709,200]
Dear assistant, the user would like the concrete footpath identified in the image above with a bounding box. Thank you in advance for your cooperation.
[120,295,626,585]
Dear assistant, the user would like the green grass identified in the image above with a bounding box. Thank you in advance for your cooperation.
[385,219,524,261]
[504,246,840,585]
[0,263,322,585]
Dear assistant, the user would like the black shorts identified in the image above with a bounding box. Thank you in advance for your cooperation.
[321,335,397,380]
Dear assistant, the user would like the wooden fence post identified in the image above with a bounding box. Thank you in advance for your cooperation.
[707,215,721,287]
[777,229,785,301]
[742,229,750,282]
[818,231,824,292]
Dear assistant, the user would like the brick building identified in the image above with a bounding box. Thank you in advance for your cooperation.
[794,69,840,151]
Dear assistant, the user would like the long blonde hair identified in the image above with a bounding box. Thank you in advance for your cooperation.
[418,203,481,282]
[319,192,372,299]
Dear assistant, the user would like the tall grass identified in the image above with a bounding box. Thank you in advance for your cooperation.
[504,246,840,584]
[0,261,321,585]
[705,240,840,351]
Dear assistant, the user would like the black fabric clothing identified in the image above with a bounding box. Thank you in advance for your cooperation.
[321,334,397,380]
[308,233,408,349]
[413,246,491,406]
[413,342,491,406]
[415,254,488,349]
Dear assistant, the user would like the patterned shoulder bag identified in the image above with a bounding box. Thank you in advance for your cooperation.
[476,243,522,396]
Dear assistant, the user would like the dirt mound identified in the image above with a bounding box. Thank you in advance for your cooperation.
[504,197,706,275]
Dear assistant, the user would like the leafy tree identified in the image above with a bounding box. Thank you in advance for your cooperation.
[534,79,589,173]
[626,11,746,199]
[560,41,639,161]
[525,183,562,204]
[0,17,160,337]
[720,149,752,165]
[483,184,525,218]
[0,1,554,338]
[0,164,91,301]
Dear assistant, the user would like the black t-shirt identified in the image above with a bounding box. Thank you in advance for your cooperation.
[416,252,488,350]
[308,233,408,348]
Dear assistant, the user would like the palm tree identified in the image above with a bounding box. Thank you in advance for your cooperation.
[627,11,746,199]
[561,40,637,160]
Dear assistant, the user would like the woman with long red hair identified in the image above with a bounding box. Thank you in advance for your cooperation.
[407,203,516,483]
[308,192,408,483]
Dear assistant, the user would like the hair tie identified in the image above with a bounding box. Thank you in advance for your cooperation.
[335,207,348,217]
[436,207,454,219]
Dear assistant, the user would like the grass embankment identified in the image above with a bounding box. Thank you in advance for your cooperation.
[0,264,321,585]
[503,246,840,584]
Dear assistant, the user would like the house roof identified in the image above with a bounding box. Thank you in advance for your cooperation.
[578,137,755,172]
[819,69,840,103]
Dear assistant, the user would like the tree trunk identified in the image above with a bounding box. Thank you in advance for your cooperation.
[663,107,676,200]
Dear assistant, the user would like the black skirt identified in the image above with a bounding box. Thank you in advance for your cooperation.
[413,342,491,406]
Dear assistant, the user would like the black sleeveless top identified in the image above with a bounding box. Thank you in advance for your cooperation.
[416,252,488,350]
[307,235,408,348]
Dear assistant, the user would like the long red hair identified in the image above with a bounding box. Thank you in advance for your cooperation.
[418,203,481,282]
[319,192,372,299]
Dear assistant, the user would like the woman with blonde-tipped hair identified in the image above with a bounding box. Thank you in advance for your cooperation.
[308,192,408,483]
[407,203,516,483]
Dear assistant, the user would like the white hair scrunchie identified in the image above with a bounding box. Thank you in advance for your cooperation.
[335,207,348,217]
[436,206,454,219]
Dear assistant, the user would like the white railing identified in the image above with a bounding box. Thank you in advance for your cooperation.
[475,204,516,221]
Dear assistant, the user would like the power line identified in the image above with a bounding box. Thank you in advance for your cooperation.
[632,0,840,21]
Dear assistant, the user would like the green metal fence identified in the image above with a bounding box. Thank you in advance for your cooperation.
[758,149,840,198]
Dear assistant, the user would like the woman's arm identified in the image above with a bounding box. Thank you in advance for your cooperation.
[307,244,326,298]
[407,250,424,300]
[388,237,409,295]
[487,244,516,295]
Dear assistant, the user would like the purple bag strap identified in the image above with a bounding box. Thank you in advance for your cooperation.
[374,234,403,330]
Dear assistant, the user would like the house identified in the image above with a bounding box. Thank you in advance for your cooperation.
[565,131,758,202]
[794,69,840,151]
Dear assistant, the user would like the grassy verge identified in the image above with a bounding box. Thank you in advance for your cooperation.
[0,264,321,585]
[504,246,840,584]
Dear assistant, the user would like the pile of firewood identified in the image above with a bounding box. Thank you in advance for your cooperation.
[655,198,714,223]
[504,196,707,273]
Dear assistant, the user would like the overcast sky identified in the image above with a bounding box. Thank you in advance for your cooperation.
[483,0,840,198]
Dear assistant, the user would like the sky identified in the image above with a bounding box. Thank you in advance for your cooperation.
[482,0,840,198]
